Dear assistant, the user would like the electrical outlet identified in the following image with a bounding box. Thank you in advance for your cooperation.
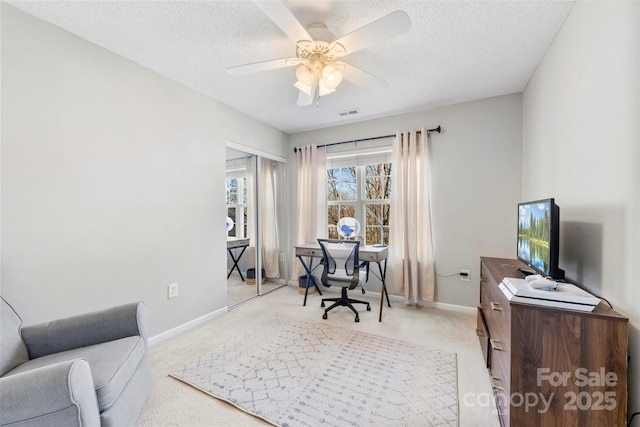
[460,270,470,282]
[167,283,179,299]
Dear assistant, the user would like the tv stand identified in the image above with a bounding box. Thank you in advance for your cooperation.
[517,267,535,276]
[477,257,628,426]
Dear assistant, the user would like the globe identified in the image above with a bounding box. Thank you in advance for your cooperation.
[337,217,361,239]
[225,216,234,232]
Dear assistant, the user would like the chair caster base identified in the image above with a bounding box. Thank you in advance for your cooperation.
[321,301,325,308]
[322,312,328,320]
[366,305,371,311]
[355,315,359,322]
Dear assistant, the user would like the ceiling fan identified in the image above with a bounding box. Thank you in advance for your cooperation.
[226,1,411,106]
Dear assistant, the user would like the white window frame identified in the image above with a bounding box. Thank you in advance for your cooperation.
[226,172,248,238]
[326,142,392,245]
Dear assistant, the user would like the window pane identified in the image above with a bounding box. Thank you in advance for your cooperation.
[364,226,388,246]
[226,178,237,204]
[327,205,341,228]
[241,177,248,204]
[328,227,339,239]
[327,167,356,201]
[243,206,248,238]
[364,163,391,200]
[339,204,355,219]
[365,202,390,245]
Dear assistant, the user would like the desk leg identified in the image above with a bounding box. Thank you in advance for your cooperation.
[377,258,390,322]
[297,256,322,306]
[227,247,247,281]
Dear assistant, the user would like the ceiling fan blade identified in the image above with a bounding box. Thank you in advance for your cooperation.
[342,64,388,90]
[333,10,411,55]
[297,82,318,106]
[253,0,312,43]
[226,58,300,76]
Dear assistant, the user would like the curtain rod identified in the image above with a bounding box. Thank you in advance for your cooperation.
[293,125,441,153]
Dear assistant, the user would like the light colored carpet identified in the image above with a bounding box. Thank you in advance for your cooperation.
[136,285,500,427]
[170,315,458,427]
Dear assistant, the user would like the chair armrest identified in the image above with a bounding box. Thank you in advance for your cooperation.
[22,302,148,359]
[0,359,100,427]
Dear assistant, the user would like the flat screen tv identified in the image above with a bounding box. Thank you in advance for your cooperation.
[517,198,563,279]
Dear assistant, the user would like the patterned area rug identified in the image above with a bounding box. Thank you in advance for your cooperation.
[170,315,458,426]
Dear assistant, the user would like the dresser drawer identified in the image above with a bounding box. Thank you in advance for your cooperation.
[481,278,511,345]
[476,307,490,368]
[489,340,511,427]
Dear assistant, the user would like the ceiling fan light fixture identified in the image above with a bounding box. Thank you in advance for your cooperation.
[322,65,343,89]
[295,65,316,86]
[318,79,336,96]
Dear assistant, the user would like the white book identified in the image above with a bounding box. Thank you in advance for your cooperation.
[498,281,597,312]
[503,277,600,306]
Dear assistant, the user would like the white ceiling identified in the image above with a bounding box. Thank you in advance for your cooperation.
[8,0,574,134]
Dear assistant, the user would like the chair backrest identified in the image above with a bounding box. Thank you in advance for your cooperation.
[1,297,29,376]
[317,239,362,289]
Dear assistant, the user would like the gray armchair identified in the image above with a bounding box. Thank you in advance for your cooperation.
[0,297,152,427]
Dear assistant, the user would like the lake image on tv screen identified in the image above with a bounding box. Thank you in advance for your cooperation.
[518,201,551,273]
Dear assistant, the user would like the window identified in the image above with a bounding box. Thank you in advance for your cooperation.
[226,176,248,238]
[326,161,391,245]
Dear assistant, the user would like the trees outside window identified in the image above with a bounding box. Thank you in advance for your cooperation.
[327,163,391,245]
[226,176,248,238]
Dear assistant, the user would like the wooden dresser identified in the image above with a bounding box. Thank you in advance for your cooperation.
[477,257,628,426]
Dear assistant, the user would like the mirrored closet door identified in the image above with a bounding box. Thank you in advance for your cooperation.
[225,146,287,308]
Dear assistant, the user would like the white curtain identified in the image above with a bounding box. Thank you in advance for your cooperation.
[292,145,327,279]
[389,128,435,303]
[245,156,257,271]
[259,158,280,278]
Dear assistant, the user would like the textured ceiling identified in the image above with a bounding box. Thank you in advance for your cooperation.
[8,0,574,134]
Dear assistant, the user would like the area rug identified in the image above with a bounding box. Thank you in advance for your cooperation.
[170,315,458,426]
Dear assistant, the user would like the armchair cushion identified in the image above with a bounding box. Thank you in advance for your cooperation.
[4,336,145,412]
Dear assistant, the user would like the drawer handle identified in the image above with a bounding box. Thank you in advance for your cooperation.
[475,328,485,337]
[490,302,503,312]
[490,338,504,351]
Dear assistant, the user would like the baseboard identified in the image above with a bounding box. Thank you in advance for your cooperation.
[148,306,228,347]
[417,299,476,314]
[285,282,476,314]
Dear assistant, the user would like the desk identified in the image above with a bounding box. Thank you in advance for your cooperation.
[227,237,250,281]
[295,243,391,322]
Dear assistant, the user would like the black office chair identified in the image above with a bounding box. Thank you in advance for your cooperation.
[317,238,371,322]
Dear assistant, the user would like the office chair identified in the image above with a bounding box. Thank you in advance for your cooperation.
[317,238,371,322]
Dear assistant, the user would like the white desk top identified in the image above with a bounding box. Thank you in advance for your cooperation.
[295,242,388,262]
[227,237,250,249]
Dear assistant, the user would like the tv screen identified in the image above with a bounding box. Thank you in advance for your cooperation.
[517,198,561,278]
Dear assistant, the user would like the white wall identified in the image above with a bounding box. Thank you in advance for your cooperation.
[288,94,523,308]
[522,0,640,415]
[0,4,287,336]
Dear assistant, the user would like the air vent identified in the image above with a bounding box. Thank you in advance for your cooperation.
[338,108,360,117]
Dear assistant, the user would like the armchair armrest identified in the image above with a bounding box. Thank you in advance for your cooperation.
[0,359,100,427]
[21,302,148,359]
